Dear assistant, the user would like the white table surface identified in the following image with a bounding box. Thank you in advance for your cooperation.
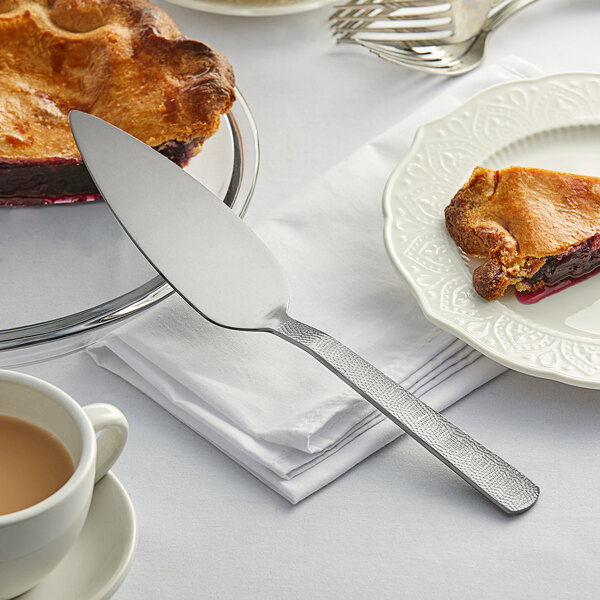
[17,1,600,598]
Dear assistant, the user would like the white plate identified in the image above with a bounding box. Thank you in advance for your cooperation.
[383,72,600,389]
[22,472,137,600]
[164,0,337,17]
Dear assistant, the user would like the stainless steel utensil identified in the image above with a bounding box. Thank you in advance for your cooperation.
[70,111,540,514]
[332,0,539,75]
[332,0,498,44]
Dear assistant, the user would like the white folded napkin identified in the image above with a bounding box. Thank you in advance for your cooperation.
[88,56,542,504]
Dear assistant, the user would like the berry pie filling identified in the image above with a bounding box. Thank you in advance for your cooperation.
[514,234,600,303]
[0,138,203,206]
[522,233,600,288]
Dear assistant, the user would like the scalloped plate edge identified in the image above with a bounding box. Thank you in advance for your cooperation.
[383,72,600,389]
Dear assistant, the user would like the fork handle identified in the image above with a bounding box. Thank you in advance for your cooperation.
[273,315,539,514]
[488,0,539,31]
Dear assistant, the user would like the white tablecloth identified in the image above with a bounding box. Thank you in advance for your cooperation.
[18,1,600,598]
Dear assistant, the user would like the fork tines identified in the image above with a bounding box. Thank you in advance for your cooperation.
[330,1,453,43]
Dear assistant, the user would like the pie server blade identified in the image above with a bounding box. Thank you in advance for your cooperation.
[70,110,540,514]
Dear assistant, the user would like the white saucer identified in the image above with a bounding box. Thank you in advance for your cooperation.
[164,0,337,17]
[22,472,137,600]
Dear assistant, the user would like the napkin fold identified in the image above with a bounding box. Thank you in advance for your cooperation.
[88,56,542,504]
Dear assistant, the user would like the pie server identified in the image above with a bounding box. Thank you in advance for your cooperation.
[70,111,540,514]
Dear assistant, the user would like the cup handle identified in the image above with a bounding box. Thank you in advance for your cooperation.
[83,404,129,483]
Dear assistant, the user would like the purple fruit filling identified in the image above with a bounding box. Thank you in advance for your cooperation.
[0,138,202,206]
[154,139,200,166]
[525,233,600,288]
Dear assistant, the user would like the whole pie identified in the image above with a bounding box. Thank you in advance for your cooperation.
[0,0,236,204]
[445,166,600,301]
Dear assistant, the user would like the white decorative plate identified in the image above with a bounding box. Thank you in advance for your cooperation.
[164,0,337,17]
[383,72,600,389]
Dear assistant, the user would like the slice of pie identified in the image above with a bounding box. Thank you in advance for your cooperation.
[445,166,600,301]
[0,0,236,205]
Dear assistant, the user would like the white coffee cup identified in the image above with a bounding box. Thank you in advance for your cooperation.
[0,370,128,600]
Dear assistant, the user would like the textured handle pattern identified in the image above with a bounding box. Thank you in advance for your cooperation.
[275,317,539,514]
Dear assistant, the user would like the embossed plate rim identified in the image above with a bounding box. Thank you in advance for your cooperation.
[383,72,600,389]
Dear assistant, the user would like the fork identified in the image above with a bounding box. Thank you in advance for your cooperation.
[357,0,539,75]
[331,0,504,45]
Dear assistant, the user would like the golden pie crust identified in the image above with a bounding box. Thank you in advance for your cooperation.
[0,0,236,202]
[445,166,600,300]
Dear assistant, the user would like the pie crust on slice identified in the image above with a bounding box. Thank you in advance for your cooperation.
[445,166,600,301]
[0,0,236,204]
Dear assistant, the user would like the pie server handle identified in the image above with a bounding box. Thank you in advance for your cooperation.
[70,112,539,515]
[274,316,540,515]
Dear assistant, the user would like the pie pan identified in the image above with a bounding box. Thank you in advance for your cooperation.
[383,72,600,389]
[0,89,258,367]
